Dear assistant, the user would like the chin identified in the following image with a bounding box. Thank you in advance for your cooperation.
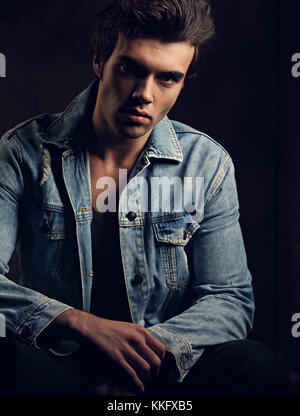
[119,125,151,139]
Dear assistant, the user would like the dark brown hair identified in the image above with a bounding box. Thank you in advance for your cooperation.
[91,0,215,77]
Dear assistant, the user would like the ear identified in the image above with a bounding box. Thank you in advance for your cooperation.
[93,56,103,79]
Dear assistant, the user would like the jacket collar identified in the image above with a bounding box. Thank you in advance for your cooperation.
[41,79,183,163]
[144,117,183,163]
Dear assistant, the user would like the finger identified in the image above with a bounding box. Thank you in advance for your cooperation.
[134,325,166,360]
[120,359,145,393]
[126,347,153,382]
[134,342,162,375]
[144,331,166,360]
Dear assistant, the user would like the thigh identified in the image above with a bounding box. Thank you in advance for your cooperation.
[179,339,290,396]
[2,332,86,396]
[144,340,290,396]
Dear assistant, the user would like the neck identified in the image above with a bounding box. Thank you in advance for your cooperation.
[90,112,150,170]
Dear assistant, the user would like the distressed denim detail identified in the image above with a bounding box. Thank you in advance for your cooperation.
[0,80,254,381]
[40,146,51,186]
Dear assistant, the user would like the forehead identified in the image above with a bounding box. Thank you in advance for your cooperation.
[110,35,195,74]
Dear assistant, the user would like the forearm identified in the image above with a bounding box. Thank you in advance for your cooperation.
[36,308,94,348]
[0,274,73,350]
[148,288,254,382]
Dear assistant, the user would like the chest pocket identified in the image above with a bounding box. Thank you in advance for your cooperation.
[43,208,66,240]
[41,208,70,282]
[153,214,200,288]
[32,147,77,282]
[30,204,76,283]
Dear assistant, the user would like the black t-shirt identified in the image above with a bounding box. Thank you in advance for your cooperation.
[90,209,132,322]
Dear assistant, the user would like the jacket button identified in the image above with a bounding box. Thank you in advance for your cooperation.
[126,211,137,222]
[133,274,144,285]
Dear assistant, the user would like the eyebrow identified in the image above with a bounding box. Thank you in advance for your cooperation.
[117,55,185,81]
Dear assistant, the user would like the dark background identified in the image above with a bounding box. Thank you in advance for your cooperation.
[0,0,300,391]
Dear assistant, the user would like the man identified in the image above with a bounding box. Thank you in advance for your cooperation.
[0,0,289,396]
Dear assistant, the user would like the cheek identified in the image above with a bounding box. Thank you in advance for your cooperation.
[101,72,128,106]
[157,93,180,117]
[101,81,119,105]
[112,72,136,95]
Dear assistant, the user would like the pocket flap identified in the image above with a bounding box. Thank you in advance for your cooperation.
[43,209,66,240]
[153,214,200,246]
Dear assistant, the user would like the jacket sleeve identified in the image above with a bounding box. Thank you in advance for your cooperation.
[0,134,73,348]
[148,157,255,382]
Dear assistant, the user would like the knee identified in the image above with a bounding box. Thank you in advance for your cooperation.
[225,340,290,395]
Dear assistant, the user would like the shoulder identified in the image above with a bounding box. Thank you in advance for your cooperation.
[170,119,231,168]
[1,113,59,142]
[170,120,229,155]
[0,113,60,156]
[169,120,234,204]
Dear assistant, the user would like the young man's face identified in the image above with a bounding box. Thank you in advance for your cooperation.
[93,35,195,141]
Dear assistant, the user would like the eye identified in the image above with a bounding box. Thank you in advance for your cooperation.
[157,74,177,86]
[119,64,130,75]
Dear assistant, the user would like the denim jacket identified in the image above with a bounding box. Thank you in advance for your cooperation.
[0,80,254,382]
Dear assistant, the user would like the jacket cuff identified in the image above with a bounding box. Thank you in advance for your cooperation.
[13,299,73,350]
[148,325,202,382]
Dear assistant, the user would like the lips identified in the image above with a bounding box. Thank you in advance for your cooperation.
[119,108,152,120]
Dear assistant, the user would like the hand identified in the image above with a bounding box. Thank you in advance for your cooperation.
[45,309,166,393]
[78,313,166,392]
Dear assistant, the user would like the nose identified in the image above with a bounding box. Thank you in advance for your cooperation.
[131,76,154,105]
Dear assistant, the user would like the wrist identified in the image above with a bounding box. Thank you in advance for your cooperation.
[37,308,84,348]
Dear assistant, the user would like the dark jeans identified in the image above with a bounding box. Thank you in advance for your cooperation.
[144,340,290,396]
[0,334,291,396]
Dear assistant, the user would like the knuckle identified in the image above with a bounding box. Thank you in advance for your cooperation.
[128,367,136,377]
[141,362,151,373]
[113,351,123,362]
[129,333,141,344]
[119,358,128,370]
[131,333,145,346]
[134,323,146,332]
